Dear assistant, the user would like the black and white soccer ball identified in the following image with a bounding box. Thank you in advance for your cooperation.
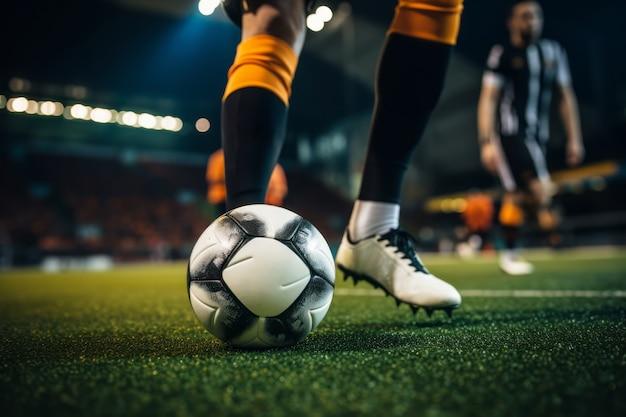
[187,204,335,348]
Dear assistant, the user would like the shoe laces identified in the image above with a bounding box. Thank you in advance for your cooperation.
[377,229,429,274]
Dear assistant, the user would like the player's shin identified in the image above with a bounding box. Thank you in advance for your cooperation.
[354,0,463,232]
[221,34,298,210]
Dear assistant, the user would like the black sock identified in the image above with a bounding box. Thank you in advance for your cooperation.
[501,226,520,250]
[358,34,452,203]
[221,88,288,210]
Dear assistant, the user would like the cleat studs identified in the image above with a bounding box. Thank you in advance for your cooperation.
[395,299,401,308]
[410,306,418,315]
[444,308,453,318]
[425,308,433,318]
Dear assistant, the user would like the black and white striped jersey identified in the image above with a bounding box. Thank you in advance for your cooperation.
[482,39,571,143]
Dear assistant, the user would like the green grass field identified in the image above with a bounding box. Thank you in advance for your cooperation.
[1,250,625,417]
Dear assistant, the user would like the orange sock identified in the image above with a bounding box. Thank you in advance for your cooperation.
[223,34,298,106]
[388,0,464,45]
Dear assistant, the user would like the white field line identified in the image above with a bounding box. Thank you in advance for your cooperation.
[335,288,626,298]
[415,245,626,265]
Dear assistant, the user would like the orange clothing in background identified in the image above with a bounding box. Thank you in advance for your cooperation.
[206,149,288,206]
[462,193,494,232]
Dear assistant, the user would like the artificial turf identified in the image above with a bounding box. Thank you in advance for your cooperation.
[1,250,625,417]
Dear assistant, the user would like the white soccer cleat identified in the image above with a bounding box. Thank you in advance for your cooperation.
[499,250,534,276]
[335,229,461,317]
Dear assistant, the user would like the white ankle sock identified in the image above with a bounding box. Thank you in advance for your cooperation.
[347,200,400,241]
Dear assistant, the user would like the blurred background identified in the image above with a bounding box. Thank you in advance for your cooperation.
[2,0,625,269]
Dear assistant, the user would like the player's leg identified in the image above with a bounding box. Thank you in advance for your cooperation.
[498,191,534,275]
[336,0,464,315]
[528,176,560,246]
[221,0,307,209]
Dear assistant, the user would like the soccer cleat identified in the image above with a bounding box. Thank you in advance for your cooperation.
[336,229,461,315]
[499,250,534,276]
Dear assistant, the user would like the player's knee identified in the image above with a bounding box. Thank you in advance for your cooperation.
[499,195,524,227]
[222,1,306,106]
[389,0,464,45]
[528,179,552,207]
[236,0,307,49]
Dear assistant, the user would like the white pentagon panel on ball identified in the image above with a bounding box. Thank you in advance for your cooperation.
[222,237,311,317]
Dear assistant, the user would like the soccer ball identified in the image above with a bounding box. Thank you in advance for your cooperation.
[187,204,335,348]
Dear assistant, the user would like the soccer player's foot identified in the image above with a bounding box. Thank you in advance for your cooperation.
[335,228,461,316]
[499,250,534,275]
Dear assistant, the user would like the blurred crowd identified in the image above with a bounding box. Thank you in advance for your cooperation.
[0,154,208,264]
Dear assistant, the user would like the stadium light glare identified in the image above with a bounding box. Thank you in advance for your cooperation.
[70,104,90,120]
[26,100,39,114]
[52,102,64,116]
[316,6,333,22]
[195,118,211,133]
[121,111,138,126]
[91,108,113,123]
[161,115,178,131]
[2,94,184,133]
[7,97,28,112]
[306,14,324,32]
[39,101,57,116]
[138,113,157,129]
[172,117,184,132]
[198,0,220,16]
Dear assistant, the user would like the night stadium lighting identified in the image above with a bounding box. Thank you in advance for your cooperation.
[120,111,138,126]
[138,113,157,129]
[39,101,57,116]
[90,107,113,123]
[26,100,39,114]
[316,6,333,22]
[306,14,324,32]
[161,116,177,131]
[70,104,90,120]
[7,97,28,112]
[198,0,220,16]
[195,118,210,133]
[2,95,184,132]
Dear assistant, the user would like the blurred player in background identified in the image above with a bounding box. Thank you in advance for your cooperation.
[206,148,287,214]
[478,0,584,275]
[218,0,464,315]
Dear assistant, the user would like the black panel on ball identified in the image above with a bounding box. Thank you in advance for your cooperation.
[291,220,336,286]
[264,276,333,344]
[189,280,258,342]
[226,207,303,239]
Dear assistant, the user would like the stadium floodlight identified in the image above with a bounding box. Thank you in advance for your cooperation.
[26,100,39,114]
[316,6,333,22]
[120,111,138,126]
[39,101,56,116]
[70,104,90,120]
[171,117,183,132]
[195,117,210,133]
[160,115,178,131]
[90,108,113,123]
[198,0,220,16]
[306,13,324,32]
[138,113,157,129]
[7,97,28,112]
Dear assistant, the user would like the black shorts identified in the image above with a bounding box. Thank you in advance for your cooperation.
[494,135,550,192]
